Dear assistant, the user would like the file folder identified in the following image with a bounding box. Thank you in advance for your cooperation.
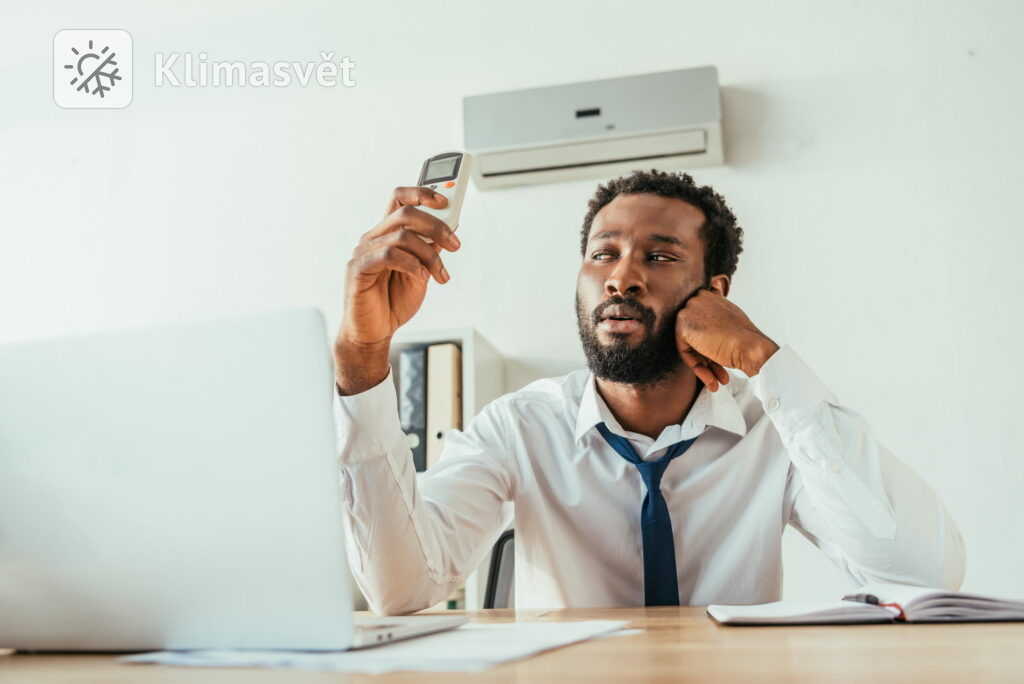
[426,343,462,468]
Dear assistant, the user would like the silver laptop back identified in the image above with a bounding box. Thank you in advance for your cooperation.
[0,308,354,651]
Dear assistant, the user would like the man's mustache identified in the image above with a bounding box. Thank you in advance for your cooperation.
[592,284,707,327]
[591,296,655,327]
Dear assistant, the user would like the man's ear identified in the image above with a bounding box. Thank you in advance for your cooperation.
[709,274,731,297]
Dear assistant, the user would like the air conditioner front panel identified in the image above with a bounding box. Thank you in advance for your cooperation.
[476,129,707,177]
[463,67,721,150]
[463,66,724,189]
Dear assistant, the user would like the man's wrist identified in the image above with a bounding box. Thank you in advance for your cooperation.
[742,335,780,377]
[333,336,391,396]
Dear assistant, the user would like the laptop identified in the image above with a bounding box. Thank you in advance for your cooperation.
[0,308,466,651]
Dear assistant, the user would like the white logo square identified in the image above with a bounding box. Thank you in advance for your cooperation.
[54,30,132,109]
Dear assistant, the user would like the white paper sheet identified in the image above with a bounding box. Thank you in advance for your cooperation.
[121,620,628,674]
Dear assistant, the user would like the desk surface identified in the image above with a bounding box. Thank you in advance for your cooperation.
[3,607,1023,683]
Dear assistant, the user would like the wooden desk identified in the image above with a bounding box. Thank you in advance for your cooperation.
[3,607,1023,683]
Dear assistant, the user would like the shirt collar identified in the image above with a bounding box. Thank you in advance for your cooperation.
[573,371,748,448]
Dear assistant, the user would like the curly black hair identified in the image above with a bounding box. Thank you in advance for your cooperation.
[579,170,744,280]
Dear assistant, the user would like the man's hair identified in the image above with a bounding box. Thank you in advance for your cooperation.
[579,170,744,279]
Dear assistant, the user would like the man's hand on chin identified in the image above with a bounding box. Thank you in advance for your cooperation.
[674,290,780,391]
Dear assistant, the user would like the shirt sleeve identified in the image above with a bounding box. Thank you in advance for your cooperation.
[334,365,515,615]
[750,345,966,590]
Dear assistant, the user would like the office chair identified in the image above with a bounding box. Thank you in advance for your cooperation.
[483,529,515,609]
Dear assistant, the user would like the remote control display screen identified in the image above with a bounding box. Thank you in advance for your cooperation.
[423,156,459,183]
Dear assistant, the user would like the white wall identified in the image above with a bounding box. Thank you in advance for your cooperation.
[3,0,1023,601]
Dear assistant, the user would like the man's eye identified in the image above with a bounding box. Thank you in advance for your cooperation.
[590,252,675,262]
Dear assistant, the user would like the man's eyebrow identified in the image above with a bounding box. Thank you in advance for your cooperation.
[591,230,686,247]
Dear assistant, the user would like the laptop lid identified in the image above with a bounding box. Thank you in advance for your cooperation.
[0,308,354,651]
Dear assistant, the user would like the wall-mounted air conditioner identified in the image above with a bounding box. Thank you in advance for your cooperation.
[463,66,723,189]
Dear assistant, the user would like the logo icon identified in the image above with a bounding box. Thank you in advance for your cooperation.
[53,30,132,109]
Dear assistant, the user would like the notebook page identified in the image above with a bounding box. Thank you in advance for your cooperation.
[707,600,895,625]
[857,583,1024,621]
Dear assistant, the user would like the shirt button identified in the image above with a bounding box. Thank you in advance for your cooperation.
[828,460,843,474]
[767,398,780,411]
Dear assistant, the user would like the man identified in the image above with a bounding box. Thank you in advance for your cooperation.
[333,170,965,615]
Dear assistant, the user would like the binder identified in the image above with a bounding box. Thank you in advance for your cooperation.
[426,343,462,468]
[398,346,428,472]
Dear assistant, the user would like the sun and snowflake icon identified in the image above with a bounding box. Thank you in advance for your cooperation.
[53,30,132,109]
[64,38,121,97]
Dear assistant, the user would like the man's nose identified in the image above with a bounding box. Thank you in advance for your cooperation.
[605,257,646,297]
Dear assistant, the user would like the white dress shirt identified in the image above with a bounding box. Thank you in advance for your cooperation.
[335,345,965,615]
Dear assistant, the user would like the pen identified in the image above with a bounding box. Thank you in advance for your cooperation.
[842,593,880,605]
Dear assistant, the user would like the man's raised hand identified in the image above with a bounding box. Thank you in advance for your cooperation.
[674,290,779,392]
[334,187,461,395]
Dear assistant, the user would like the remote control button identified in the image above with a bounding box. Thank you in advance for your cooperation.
[444,181,456,188]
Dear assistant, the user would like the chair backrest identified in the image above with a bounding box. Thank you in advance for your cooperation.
[483,529,515,609]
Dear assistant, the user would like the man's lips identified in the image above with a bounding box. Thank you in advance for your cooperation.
[599,303,644,321]
[598,318,641,334]
[595,303,647,334]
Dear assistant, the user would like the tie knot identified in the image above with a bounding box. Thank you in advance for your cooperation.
[634,458,671,490]
[595,422,698,494]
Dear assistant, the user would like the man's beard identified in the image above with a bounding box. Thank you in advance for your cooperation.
[575,292,689,386]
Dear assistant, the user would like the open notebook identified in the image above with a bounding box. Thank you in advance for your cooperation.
[708,583,1024,625]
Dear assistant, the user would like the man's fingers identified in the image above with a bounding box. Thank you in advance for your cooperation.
[359,229,450,283]
[679,347,712,387]
[350,243,430,283]
[385,186,448,216]
[679,346,722,392]
[678,345,702,372]
[711,361,730,386]
[362,205,460,252]
[697,366,720,392]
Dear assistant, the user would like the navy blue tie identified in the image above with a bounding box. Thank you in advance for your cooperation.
[596,421,698,607]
